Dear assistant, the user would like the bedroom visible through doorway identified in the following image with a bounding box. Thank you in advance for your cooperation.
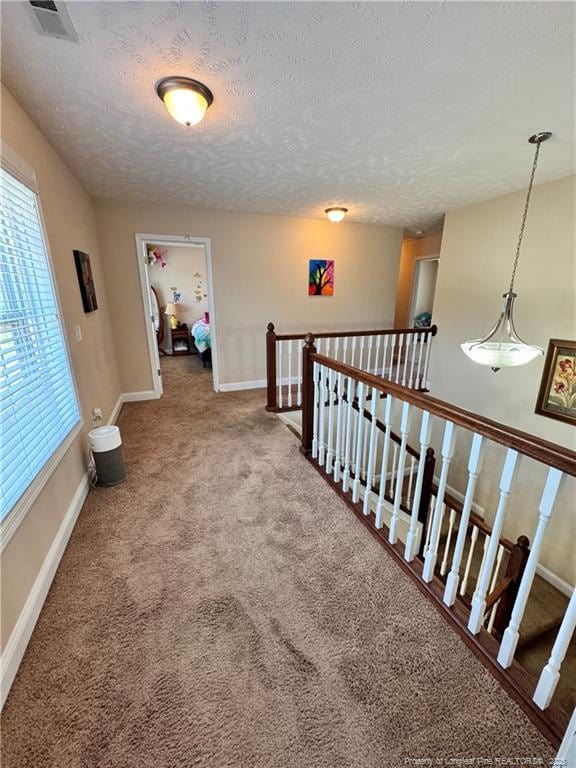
[135,233,219,396]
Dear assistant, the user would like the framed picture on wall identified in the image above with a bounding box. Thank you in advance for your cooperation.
[73,250,98,313]
[535,339,576,425]
[308,259,334,296]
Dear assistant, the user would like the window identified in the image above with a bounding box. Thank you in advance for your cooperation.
[0,163,80,526]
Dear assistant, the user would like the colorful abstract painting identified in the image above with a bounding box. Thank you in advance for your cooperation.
[309,259,334,296]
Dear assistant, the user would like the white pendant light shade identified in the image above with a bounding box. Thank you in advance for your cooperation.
[156,77,214,127]
[461,292,543,371]
[461,132,551,372]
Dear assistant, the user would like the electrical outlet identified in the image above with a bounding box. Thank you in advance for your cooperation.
[74,325,82,342]
[91,407,102,424]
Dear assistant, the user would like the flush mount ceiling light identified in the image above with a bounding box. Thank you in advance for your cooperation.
[461,132,552,372]
[325,207,348,223]
[155,76,214,127]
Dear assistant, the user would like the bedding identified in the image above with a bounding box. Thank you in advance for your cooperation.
[191,317,211,355]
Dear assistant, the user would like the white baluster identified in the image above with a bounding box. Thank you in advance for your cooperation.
[444,433,485,606]
[342,337,348,367]
[533,588,576,710]
[389,443,398,497]
[401,334,411,387]
[405,411,432,562]
[389,401,412,544]
[375,395,393,529]
[422,421,456,582]
[325,367,336,473]
[498,468,563,667]
[342,377,355,492]
[350,336,357,368]
[278,339,283,408]
[287,339,293,408]
[460,525,479,596]
[468,449,519,634]
[415,332,424,389]
[333,337,340,365]
[351,382,366,503]
[440,507,457,577]
[408,332,418,389]
[358,336,365,371]
[406,456,416,508]
[312,361,320,459]
[297,339,303,407]
[395,335,403,384]
[422,333,432,390]
[317,337,323,356]
[389,336,396,380]
[362,386,379,516]
[318,365,327,466]
[424,495,435,552]
[365,336,373,373]
[325,337,331,359]
[486,544,505,632]
[381,336,389,378]
[333,372,344,482]
[373,335,382,375]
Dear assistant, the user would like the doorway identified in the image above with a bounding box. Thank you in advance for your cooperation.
[410,256,439,327]
[135,233,219,396]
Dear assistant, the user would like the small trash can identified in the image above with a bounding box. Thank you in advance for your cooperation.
[88,425,127,486]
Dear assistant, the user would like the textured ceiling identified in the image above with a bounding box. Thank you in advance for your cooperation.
[1,1,574,230]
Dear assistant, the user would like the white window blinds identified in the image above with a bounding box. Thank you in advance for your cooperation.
[0,166,80,522]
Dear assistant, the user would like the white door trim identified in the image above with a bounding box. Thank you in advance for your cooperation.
[409,254,440,327]
[134,233,220,394]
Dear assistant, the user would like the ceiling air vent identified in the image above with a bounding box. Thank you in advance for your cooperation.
[28,0,78,42]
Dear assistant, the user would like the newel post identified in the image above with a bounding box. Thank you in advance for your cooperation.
[417,447,436,558]
[493,535,530,639]
[265,322,277,411]
[301,333,317,455]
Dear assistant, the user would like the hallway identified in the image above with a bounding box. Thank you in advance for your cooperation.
[1,357,555,767]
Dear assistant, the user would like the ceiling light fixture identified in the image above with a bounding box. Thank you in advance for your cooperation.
[156,76,214,127]
[461,132,551,372]
[325,207,348,223]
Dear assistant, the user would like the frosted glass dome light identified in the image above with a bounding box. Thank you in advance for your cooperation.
[156,76,214,127]
[325,207,348,223]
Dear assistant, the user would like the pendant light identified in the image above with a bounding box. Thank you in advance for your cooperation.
[156,77,214,127]
[461,132,551,372]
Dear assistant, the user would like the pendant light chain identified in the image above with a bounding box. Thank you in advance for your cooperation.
[508,139,542,294]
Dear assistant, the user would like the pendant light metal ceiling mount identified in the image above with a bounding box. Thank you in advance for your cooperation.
[461,131,552,372]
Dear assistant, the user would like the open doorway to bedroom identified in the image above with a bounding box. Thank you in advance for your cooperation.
[135,233,219,396]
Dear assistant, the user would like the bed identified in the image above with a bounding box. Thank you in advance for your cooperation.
[191,315,212,367]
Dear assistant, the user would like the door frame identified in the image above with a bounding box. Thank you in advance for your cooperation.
[134,233,220,394]
[409,254,440,326]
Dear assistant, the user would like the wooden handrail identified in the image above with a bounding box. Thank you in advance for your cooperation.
[310,351,576,477]
[273,324,437,341]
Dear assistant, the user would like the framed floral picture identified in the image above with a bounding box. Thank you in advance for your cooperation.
[535,339,576,425]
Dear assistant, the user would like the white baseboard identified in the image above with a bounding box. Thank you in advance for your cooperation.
[122,390,159,402]
[108,393,124,425]
[0,473,90,711]
[536,563,574,598]
[219,379,267,392]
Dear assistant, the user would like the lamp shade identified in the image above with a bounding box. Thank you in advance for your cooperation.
[164,302,177,315]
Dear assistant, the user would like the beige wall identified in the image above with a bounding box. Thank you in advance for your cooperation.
[94,200,403,391]
[394,232,443,328]
[430,176,576,585]
[1,85,121,648]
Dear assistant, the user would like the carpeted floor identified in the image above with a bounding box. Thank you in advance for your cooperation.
[1,356,555,767]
